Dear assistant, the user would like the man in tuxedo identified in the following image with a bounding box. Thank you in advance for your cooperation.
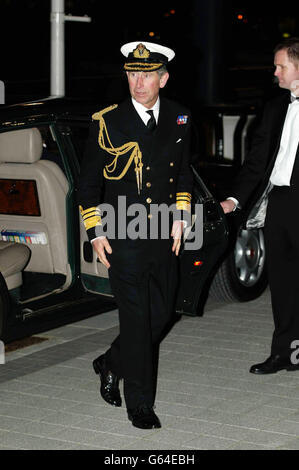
[78,41,193,428]
[221,37,299,374]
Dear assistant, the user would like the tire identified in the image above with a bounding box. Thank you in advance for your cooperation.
[210,227,268,302]
[0,273,10,340]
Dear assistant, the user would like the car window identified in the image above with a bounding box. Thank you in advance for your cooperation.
[39,125,66,173]
[65,124,89,166]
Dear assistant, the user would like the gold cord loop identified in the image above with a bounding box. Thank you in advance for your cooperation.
[92,105,143,194]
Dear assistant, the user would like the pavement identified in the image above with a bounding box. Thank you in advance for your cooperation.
[0,288,299,451]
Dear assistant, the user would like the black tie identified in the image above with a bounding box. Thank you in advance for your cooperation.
[146,110,156,131]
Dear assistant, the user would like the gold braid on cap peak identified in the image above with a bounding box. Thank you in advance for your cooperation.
[124,62,164,71]
[92,105,143,194]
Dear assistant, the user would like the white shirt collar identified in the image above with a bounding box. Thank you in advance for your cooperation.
[131,97,160,125]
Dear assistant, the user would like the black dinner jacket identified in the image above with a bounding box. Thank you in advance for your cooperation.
[231,91,292,211]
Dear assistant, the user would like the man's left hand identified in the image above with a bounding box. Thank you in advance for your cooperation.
[171,220,185,256]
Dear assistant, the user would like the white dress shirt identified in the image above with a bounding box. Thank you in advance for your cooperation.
[270,95,299,186]
[227,92,299,210]
[131,97,160,125]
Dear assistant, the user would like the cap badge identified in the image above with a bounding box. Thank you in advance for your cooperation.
[133,43,151,59]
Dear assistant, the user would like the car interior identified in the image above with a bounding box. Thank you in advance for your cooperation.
[0,124,112,307]
[0,127,71,301]
[0,240,31,291]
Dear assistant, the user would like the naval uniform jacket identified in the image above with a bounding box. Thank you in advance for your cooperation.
[78,97,193,245]
[78,97,193,408]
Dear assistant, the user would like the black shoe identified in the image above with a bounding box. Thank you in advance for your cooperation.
[250,354,299,374]
[93,355,122,407]
[127,404,161,429]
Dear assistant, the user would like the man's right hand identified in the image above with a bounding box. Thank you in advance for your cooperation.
[220,200,236,214]
[91,237,112,269]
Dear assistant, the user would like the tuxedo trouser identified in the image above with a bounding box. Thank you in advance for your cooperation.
[104,239,177,410]
[264,185,299,358]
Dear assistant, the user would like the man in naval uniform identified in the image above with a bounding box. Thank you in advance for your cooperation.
[221,37,299,375]
[78,41,193,428]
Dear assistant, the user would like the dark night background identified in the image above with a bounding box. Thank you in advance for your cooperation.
[1,0,299,107]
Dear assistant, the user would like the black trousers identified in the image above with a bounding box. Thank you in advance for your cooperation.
[104,238,177,410]
[264,185,299,358]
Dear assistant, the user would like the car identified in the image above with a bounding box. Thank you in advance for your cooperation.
[189,103,268,304]
[0,98,267,343]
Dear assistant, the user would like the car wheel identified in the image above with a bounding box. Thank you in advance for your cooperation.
[0,273,9,340]
[210,227,268,302]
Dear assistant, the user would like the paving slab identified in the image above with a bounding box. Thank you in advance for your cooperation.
[0,288,298,451]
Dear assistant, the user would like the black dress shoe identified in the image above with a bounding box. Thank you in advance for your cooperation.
[127,405,161,429]
[250,354,299,374]
[93,355,122,407]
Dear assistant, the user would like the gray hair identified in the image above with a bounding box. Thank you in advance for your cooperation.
[157,66,168,77]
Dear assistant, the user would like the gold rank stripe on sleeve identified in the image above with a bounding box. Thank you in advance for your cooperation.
[176,192,192,212]
[79,205,102,231]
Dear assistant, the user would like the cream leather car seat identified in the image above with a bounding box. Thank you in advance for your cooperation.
[0,241,30,290]
[0,127,70,286]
